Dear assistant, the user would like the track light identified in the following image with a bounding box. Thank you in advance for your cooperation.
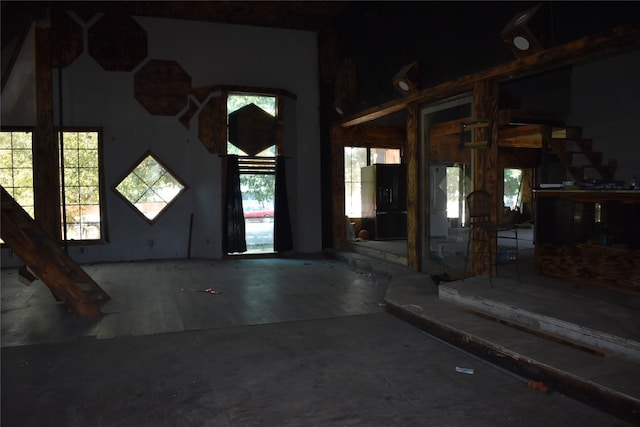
[500,3,546,57]
[392,61,419,94]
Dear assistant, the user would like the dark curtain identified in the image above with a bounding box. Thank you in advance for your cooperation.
[274,155,293,252]
[223,155,247,253]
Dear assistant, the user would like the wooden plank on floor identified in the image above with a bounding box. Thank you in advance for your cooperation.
[1,186,108,316]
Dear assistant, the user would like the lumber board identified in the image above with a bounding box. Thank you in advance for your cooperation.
[1,186,109,316]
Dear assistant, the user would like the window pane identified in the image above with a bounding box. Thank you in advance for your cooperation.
[504,168,523,210]
[139,158,166,184]
[12,168,33,185]
[12,133,32,149]
[371,148,401,164]
[114,152,186,222]
[64,167,80,183]
[80,186,100,204]
[13,187,34,206]
[138,187,163,203]
[79,149,99,168]
[446,166,460,219]
[241,173,275,253]
[59,130,103,241]
[0,149,12,168]
[344,147,367,218]
[0,133,11,149]
[116,174,146,202]
[79,168,98,185]
[0,131,34,219]
[228,94,276,116]
[226,93,277,156]
[62,132,79,149]
[13,150,32,168]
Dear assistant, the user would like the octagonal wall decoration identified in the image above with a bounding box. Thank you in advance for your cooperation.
[228,103,276,156]
[135,59,192,116]
[88,13,148,71]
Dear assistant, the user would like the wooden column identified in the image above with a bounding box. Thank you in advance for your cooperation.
[472,80,499,274]
[34,26,61,240]
[406,104,419,270]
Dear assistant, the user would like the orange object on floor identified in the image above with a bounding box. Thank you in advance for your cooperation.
[528,380,549,393]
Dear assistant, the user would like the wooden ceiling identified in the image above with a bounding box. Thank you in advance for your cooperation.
[2,1,347,36]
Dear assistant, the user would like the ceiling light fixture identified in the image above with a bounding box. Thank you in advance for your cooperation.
[392,61,419,95]
[500,3,546,57]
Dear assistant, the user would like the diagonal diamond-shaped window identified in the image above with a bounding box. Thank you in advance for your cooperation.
[114,151,187,223]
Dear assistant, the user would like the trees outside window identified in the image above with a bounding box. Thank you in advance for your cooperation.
[0,130,35,218]
[504,168,523,210]
[227,93,278,254]
[1,129,106,244]
[114,151,187,224]
[60,130,105,240]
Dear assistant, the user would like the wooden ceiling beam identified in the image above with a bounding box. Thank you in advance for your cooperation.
[38,1,345,32]
[338,25,640,128]
[338,126,406,148]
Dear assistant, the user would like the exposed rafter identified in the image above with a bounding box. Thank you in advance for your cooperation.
[338,25,640,128]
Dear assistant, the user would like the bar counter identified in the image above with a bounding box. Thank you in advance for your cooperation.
[533,189,640,291]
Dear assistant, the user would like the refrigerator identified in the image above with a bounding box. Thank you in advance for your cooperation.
[361,164,407,240]
[430,165,449,237]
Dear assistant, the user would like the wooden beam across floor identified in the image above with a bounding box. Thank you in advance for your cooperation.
[1,186,110,317]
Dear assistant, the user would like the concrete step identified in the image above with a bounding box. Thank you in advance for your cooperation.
[329,249,640,425]
[438,279,640,362]
[386,282,640,425]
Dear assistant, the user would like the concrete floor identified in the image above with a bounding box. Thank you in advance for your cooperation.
[1,253,638,426]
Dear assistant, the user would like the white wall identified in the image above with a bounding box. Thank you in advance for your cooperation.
[1,16,321,267]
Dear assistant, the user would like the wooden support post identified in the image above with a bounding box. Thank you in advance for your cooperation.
[472,80,499,275]
[406,104,420,270]
[34,26,62,240]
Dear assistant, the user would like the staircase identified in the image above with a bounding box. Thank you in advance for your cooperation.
[543,125,617,182]
[1,186,110,316]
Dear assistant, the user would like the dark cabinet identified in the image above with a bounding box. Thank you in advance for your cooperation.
[361,164,407,240]
[535,191,639,248]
